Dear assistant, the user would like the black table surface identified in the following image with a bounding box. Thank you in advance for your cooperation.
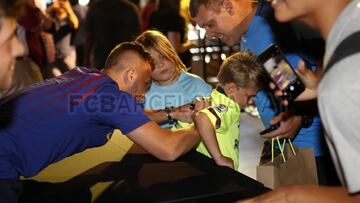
[20,145,270,203]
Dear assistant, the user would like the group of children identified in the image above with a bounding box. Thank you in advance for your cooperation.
[137,30,267,170]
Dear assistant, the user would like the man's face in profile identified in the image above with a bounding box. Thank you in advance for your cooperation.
[125,52,152,102]
[193,1,254,46]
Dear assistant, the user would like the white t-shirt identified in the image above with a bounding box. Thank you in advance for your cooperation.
[319,0,360,194]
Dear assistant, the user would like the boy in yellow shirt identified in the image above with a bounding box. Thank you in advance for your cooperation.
[194,52,266,170]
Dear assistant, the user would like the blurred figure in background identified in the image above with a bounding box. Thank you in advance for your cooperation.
[149,0,195,68]
[1,0,44,98]
[18,0,52,68]
[70,0,88,67]
[46,0,79,74]
[84,0,141,69]
[0,0,25,91]
[141,0,156,31]
[0,0,25,201]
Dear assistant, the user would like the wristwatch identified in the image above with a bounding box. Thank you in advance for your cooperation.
[165,107,176,124]
[301,114,313,128]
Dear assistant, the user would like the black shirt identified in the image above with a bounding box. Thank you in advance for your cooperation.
[85,0,141,68]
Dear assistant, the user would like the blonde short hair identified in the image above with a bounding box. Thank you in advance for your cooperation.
[218,51,266,89]
[189,0,258,18]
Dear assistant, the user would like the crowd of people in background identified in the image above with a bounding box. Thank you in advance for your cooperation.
[0,0,196,98]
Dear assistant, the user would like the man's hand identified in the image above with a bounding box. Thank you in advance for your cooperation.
[237,185,359,203]
[260,112,301,139]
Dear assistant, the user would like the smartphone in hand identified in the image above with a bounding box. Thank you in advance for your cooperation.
[257,44,305,101]
[259,122,280,135]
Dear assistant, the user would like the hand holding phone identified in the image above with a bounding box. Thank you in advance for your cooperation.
[259,112,302,139]
[259,123,280,135]
[257,44,305,101]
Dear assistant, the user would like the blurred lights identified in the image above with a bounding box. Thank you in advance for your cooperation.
[187,24,207,41]
[189,48,198,54]
[192,55,201,61]
[221,53,227,60]
[206,47,213,53]
[205,55,211,63]
[197,25,206,39]
[213,47,220,52]
[79,0,90,6]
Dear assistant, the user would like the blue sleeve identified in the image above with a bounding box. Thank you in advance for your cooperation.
[96,85,150,135]
[241,16,276,55]
[253,90,278,128]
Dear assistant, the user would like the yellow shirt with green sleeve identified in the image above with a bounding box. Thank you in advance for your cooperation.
[195,86,241,169]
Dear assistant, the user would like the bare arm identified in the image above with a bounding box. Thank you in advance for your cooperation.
[238,185,360,203]
[62,0,79,29]
[127,121,200,161]
[194,112,233,169]
[144,109,169,123]
[167,32,195,54]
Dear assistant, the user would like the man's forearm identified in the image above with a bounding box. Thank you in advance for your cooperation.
[144,109,167,123]
[287,185,360,203]
[168,127,200,159]
[237,185,360,203]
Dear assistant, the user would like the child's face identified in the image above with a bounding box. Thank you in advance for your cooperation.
[224,83,258,109]
[148,49,178,85]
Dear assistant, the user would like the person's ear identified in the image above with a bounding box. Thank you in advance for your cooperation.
[222,0,234,15]
[123,68,137,85]
[224,82,237,94]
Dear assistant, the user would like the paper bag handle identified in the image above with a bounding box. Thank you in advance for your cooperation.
[271,138,296,163]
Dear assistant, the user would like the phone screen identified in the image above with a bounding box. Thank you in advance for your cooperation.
[263,56,297,90]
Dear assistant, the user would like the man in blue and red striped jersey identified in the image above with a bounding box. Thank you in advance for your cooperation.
[0,42,199,202]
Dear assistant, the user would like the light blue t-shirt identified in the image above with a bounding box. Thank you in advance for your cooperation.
[144,71,212,128]
[240,4,326,156]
